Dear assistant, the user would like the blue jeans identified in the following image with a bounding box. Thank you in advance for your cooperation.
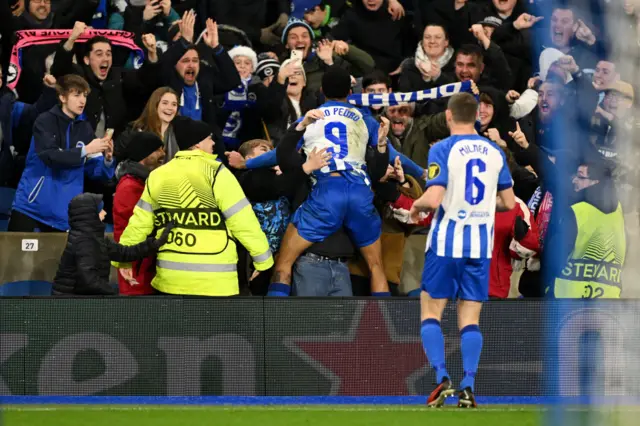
[292,254,353,296]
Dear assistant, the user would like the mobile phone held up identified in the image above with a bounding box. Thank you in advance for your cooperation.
[290,49,303,63]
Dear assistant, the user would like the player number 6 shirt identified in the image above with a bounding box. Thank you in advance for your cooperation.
[425,134,513,259]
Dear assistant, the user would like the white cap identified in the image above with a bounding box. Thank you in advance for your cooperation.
[539,47,573,83]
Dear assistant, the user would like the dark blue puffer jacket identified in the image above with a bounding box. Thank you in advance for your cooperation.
[12,105,115,230]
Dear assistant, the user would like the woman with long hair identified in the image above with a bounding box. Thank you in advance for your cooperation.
[265,59,320,144]
[117,87,180,161]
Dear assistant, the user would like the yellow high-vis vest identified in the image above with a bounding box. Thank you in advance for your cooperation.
[113,150,273,296]
[554,201,625,299]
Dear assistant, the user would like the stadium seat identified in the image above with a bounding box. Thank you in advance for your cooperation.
[0,187,16,232]
[0,281,52,296]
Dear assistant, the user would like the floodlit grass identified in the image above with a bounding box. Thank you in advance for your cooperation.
[2,405,544,426]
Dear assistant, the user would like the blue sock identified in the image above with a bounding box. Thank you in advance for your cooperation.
[460,325,483,391]
[267,283,291,297]
[407,289,421,298]
[421,319,449,383]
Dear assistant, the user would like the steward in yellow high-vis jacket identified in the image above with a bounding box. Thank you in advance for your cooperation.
[113,117,273,296]
[550,163,626,299]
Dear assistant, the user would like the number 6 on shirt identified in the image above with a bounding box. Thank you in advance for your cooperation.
[465,159,486,205]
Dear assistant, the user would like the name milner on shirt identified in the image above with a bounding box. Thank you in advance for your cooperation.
[458,143,489,156]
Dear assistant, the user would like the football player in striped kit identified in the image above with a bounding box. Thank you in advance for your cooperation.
[410,92,516,408]
[267,66,391,297]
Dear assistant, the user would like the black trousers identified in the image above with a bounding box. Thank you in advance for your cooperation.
[237,243,273,296]
[350,275,400,296]
[8,210,60,232]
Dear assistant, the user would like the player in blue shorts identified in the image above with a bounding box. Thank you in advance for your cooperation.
[409,92,516,408]
[266,66,391,297]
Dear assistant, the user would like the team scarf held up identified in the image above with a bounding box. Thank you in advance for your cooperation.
[347,80,481,131]
[7,29,144,91]
[222,78,256,150]
[527,186,554,250]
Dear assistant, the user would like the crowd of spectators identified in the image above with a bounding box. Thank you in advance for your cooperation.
[0,0,637,298]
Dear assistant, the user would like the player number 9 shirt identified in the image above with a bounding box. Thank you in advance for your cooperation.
[300,101,380,185]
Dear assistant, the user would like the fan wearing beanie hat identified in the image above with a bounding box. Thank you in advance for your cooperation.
[281,18,315,61]
[280,17,370,95]
[223,46,259,151]
[113,109,273,298]
[256,53,281,82]
[228,46,259,80]
[221,47,281,149]
[172,117,215,152]
[121,132,165,164]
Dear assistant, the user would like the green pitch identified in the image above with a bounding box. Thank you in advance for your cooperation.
[2,406,542,426]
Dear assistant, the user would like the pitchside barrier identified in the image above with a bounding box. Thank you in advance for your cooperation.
[0,233,119,294]
[1,297,638,401]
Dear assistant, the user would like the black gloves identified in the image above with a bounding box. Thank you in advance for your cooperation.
[514,215,530,241]
[149,222,175,249]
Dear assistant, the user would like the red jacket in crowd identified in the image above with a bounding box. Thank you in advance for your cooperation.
[113,172,156,295]
[390,194,433,227]
[490,198,540,298]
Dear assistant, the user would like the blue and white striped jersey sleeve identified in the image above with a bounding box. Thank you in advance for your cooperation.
[363,114,380,147]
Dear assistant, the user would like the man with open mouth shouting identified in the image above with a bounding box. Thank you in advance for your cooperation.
[279,17,375,95]
[536,6,600,73]
[50,20,160,140]
[48,20,162,225]
[161,10,241,159]
[5,0,100,104]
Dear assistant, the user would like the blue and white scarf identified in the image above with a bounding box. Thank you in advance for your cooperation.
[527,186,543,216]
[347,81,480,131]
[347,81,475,107]
[222,78,256,149]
